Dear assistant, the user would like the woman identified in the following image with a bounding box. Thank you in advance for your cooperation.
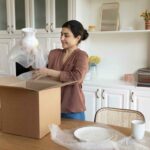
[33,20,89,120]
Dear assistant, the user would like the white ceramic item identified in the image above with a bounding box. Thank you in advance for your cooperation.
[131,120,145,140]
[21,28,39,54]
[74,126,113,143]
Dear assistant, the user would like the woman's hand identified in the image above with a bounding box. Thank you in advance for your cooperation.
[32,68,49,80]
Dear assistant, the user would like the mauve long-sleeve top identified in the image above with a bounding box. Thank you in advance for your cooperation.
[48,48,89,113]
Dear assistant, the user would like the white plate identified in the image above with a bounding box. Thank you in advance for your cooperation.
[74,126,113,143]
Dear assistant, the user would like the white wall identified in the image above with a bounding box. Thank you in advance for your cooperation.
[75,0,91,29]
[76,0,150,80]
[87,33,150,80]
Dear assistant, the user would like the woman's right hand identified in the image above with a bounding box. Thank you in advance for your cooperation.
[32,68,49,80]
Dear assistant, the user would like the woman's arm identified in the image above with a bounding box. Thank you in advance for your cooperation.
[32,68,60,80]
[32,50,88,82]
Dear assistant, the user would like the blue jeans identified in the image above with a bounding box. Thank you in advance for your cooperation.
[61,112,85,121]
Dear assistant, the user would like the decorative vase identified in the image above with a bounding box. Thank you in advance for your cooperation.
[21,28,39,54]
[89,63,97,79]
[145,20,150,30]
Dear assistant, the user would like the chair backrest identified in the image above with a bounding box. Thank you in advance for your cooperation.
[94,107,145,128]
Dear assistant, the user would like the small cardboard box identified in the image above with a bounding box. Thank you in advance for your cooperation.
[0,76,71,138]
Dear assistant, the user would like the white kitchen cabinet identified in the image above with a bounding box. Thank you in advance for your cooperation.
[30,0,75,33]
[0,0,29,35]
[0,0,8,34]
[83,86,101,121]
[130,89,150,131]
[101,88,130,109]
[0,0,74,74]
[83,85,130,121]
[0,0,75,35]
[0,39,13,75]
[84,81,150,131]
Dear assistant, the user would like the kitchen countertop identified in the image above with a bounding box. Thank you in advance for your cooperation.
[83,79,150,91]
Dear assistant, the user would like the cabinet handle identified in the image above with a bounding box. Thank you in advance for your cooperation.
[95,89,100,99]
[7,25,10,34]
[101,89,105,99]
[131,92,134,102]
[11,25,14,34]
[45,23,49,32]
[50,23,53,32]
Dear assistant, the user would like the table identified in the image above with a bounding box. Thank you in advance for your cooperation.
[0,119,131,150]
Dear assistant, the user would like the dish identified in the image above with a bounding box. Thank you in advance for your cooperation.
[74,126,113,143]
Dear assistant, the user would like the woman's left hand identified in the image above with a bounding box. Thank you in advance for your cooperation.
[32,68,49,80]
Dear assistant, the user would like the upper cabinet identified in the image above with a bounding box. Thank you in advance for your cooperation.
[0,0,7,34]
[0,0,75,35]
[30,0,73,33]
[0,0,29,35]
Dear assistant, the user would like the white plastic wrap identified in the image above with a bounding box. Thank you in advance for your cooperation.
[8,28,47,69]
[49,124,150,150]
[9,41,47,69]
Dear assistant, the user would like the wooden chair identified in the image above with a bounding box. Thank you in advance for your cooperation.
[94,107,145,128]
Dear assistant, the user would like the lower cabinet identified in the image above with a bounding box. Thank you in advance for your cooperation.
[130,89,150,131]
[83,84,150,131]
[100,88,130,109]
[83,86,101,121]
[83,85,130,121]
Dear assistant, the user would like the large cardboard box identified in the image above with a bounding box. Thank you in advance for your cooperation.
[0,76,71,138]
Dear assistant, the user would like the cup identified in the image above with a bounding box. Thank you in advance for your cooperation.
[131,120,145,140]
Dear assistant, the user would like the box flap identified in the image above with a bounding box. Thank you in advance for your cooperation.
[28,77,78,90]
[0,76,24,86]
[0,76,78,92]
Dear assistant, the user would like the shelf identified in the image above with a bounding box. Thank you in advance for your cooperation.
[89,30,150,34]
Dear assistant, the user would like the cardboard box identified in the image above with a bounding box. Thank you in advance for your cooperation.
[0,76,22,131]
[0,76,72,138]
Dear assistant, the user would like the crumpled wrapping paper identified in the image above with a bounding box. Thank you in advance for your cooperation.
[49,124,150,150]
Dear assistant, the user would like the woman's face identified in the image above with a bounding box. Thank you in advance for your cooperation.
[60,27,80,50]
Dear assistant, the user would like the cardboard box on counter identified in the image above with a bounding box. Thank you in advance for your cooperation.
[0,76,74,138]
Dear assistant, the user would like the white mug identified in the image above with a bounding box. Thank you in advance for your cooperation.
[131,120,145,140]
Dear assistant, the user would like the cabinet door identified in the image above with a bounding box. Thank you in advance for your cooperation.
[0,0,10,34]
[52,0,68,31]
[83,86,101,121]
[131,89,150,131]
[30,0,48,33]
[0,39,12,75]
[0,0,30,35]
[101,88,130,109]
[13,0,27,32]
[30,0,73,33]
[50,0,74,32]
